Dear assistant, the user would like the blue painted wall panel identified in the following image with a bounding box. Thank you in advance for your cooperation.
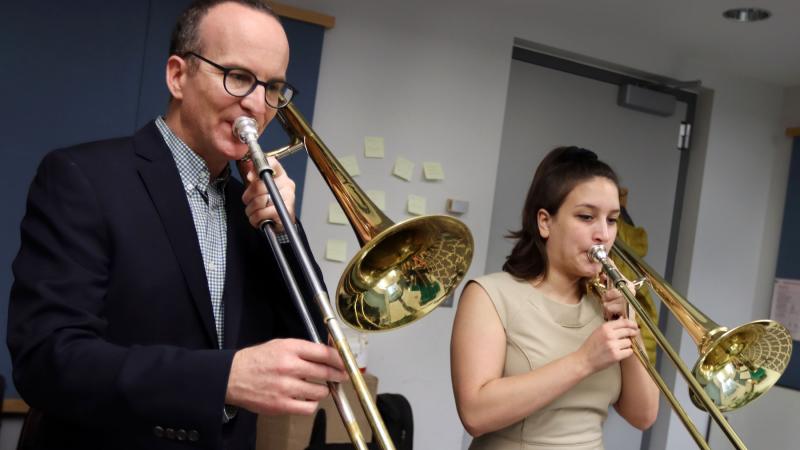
[776,139,800,391]
[0,0,150,400]
[776,139,800,280]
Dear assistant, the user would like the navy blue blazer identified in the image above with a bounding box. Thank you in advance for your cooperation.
[8,121,326,450]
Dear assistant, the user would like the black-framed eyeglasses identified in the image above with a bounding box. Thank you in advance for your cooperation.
[184,52,297,109]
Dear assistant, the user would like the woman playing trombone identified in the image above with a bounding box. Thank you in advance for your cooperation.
[451,147,658,450]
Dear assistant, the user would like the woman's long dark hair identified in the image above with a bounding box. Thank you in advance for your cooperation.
[503,146,619,280]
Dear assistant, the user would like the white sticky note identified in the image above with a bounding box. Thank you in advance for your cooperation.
[338,155,360,176]
[366,190,386,210]
[328,203,348,225]
[392,156,415,181]
[423,161,445,181]
[364,136,385,158]
[771,278,800,340]
[407,194,427,216]
[325,239,347,262]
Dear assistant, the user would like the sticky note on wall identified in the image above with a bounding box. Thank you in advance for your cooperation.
[364,136,385,158]
[423,162,445,180]
[338,155,360,176]
[328,203,348,225]
[393,157,414,181]
[366,190,386,210]
[326,239,347,262]
[407,194,427,215]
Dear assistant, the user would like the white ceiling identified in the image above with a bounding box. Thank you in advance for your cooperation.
[495,0,800,87]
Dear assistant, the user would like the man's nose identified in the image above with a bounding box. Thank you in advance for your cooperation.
[240,84,268,116]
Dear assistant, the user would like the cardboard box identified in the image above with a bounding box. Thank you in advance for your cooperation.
[256,372,378,450]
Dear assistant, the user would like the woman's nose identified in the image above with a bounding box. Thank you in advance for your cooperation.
[593,222,610,243]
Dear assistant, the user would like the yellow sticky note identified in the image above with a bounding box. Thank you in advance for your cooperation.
[366,190,386,210]
[338,155,360,176]
[407,194,427,216]
[392,156,415,181]
[325,239,347,262]
[364,136,385,158]
[328,203,348,225]
[423,161,445,180]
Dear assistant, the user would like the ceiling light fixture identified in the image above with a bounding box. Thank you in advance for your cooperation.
[722,8,771,23]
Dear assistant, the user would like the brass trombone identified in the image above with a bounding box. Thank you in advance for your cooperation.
[588,242,792,450]
[234,103,473,450]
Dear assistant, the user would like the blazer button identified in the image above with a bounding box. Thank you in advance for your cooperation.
[176,429,187,441]
[165,428,176,439]
[153,426,164,438]
[188,429,200,442]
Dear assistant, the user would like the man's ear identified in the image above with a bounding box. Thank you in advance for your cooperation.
[165,55,187,100]
[537,209,551,239]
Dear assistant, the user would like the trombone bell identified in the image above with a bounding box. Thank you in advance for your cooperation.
[274,102,474,333]
[338,215,473,331]
[692,320,793,411]
[590,242,793,449]
[608,240,793,413]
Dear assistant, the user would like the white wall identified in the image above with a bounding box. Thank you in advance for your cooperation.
[701,79,800,450]
[286,4,511,450]
[282,1,797,448]
[652,61,795,450]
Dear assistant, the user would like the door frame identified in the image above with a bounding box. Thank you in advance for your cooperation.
[511,45,700,449]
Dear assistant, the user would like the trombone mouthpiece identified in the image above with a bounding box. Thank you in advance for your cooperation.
[233,116,259,143]
[588,244,608,262]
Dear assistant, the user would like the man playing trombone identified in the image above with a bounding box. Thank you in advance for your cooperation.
[7,1,346,449]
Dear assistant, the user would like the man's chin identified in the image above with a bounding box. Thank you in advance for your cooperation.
[218,141,249,162]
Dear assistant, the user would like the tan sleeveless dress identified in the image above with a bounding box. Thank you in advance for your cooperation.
[467,272,621,450]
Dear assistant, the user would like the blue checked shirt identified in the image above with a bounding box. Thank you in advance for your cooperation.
[156,117,228,348]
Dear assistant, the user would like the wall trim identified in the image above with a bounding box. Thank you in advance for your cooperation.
[274,2,335,28]
[3,399,29,415]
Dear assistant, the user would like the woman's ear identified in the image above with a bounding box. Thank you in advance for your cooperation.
[165,55,187,100]
[537,209,551,239]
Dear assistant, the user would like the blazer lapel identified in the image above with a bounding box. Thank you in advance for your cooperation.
[222,181,246,349]
[132,123,219,348]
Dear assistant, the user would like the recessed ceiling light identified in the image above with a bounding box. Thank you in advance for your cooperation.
[723,8,771,23]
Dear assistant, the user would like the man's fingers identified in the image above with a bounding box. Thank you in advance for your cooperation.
[296,341,346,369]
[228,340,351,416]
[238,160,255,185]
[287,377,331,401]
[242,178,267,204]
[245,193,272,216]
[291,358,349,384]
[266,156,283,178]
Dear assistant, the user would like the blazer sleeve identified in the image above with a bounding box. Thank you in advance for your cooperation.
[7,150,233,447]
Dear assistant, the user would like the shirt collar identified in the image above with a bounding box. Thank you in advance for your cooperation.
[155,116,229,194]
